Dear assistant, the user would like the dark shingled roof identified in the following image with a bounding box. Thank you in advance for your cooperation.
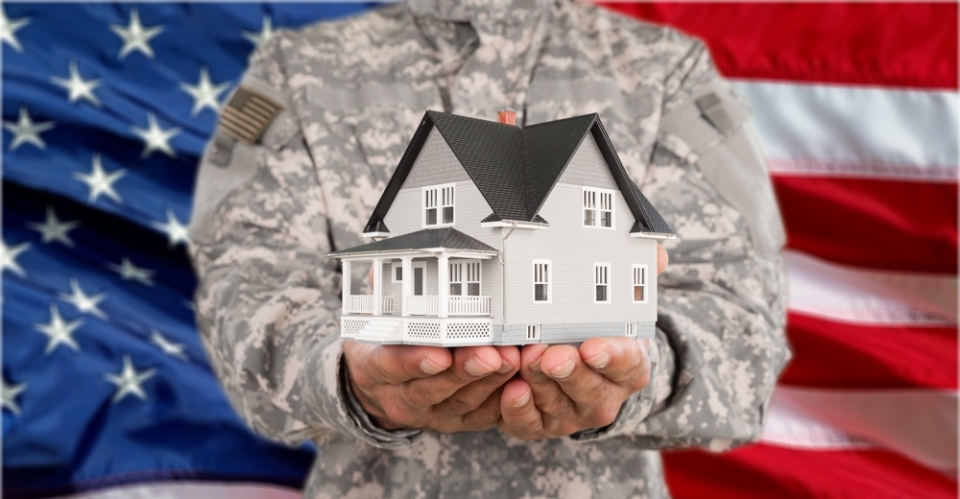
[363,111,674,236]
[329,228,497,257]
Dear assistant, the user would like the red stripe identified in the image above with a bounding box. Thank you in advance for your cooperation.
[773,176,958,274]
[780,312,958,390]
[663,444,958,499]
[597,2,958,89]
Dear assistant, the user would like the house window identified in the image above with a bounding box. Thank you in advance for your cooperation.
[391,262,403,283]
[424,184,455,227]
[632,265,647,303]
[450,261,481,296]
[526,325,541,341]
[533,260,551,303]
[625,323,637,337]
[594,263,610,303]
[583,187,614,229]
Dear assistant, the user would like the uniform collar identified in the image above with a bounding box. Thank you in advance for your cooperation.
[408,0,555,25]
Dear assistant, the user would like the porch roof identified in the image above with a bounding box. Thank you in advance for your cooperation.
[328,228,498,258]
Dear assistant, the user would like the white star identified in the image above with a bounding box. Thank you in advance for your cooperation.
[150,330,187,360]
[28,207,79,246]
[152,209,190,248]
[59,279,107,320]
[180,67,230,117]
[243,15,274,49]
[109,8,163,59]
[108,257,154,286]
[1,8,29,52]
[74,154,125,204]
[34,304,82,354]
[2,377,27,416]
[105,355,155,403]
[132,113,179,158]
[1,240,30,276]
[4,106,54,151]
[51,60,102,106]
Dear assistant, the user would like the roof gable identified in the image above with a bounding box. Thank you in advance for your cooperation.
[363,111,674,237]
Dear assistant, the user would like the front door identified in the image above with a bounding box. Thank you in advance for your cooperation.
[414,266,424,296]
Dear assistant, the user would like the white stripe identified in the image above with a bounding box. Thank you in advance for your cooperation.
[764,386,959,473]
[785,249,957,326]
[54,482,300,499]
[732,80,959,182]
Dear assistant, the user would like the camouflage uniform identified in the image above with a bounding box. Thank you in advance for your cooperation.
[189,0,791,497]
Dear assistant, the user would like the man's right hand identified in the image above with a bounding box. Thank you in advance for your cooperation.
[343,342,520,433]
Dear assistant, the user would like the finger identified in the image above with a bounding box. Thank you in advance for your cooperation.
[402,345,502,408]
[456,385,506,433]
[498,378,543,439]
[520,344,575,421]
[435,345,520,417]
[579,337,651,392]
[539,342,608,410]
[657,244,669,274]
[350,342,453,386]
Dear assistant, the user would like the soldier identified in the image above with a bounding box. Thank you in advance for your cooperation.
[189,0,791,497]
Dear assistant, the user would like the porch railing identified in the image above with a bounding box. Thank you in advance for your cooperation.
[381,296,395,314]
[344,295,395,315]
[408,296,439,316]
[448,296,491,316]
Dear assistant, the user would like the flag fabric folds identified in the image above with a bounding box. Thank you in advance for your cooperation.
[3,3,957,499]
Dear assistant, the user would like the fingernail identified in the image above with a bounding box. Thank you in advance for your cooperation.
[529,358,542,373]
[549,357,575,378]
[419,357,444,375]
[465,356,495,377]
[497,362,514,374]
[514,389,531,407]
[585,349,611,370]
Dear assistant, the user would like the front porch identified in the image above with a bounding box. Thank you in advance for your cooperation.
[340,252,494,319]
[327,228,502,346]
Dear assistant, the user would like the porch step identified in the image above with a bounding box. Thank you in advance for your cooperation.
[360,319,403,343]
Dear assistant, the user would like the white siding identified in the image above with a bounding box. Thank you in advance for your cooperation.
[557,134,619,190]
[402,128,470,189]
[502,182,659,325]
[383,180,501,249]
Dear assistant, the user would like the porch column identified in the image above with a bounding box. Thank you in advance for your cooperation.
[372,258,383,316]
[341,260,352,315]
[401,256,412,317]
[438,253,449,318]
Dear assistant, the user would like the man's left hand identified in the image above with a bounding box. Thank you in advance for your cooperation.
[497,337,651,439]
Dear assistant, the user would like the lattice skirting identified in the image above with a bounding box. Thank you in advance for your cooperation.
[341,318,370,337]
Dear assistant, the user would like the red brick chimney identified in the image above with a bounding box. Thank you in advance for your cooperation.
[497,108,516,126]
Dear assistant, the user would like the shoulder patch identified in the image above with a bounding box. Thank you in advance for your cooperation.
[219,85,283,145]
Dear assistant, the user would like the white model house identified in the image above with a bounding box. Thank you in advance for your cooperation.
[328,110,675,346]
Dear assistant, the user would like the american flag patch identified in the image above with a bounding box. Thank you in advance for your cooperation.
[219,85,282,145]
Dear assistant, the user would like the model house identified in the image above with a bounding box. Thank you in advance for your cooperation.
[328,109,675,346]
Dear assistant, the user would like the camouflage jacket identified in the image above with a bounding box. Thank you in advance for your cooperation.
[189,0,791,497]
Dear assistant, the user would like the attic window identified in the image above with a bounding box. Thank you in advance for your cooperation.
[423,184,455,227]
[583,187,614,229]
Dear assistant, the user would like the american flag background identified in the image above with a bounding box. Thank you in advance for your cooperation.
[2,2,956,498]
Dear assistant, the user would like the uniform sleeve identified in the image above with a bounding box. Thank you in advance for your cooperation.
[575,34,792,450]
[188,35,420,449]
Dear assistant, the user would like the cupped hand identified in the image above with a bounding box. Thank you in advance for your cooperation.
[497,337,651,439]
[344,342,520,433]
